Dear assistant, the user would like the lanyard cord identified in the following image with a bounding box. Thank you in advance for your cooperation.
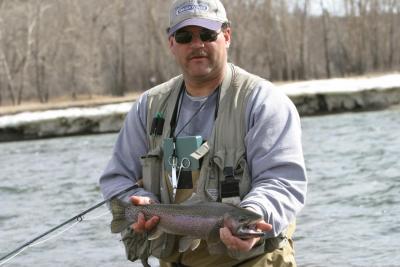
[169,82,185,140]
[169,83,221,140]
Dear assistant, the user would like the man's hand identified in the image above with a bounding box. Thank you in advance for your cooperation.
[220,220,272,252]
[130,196,160,233]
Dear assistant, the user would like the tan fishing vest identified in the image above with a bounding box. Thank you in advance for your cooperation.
[142,63,262,205]
[138,64,285,261]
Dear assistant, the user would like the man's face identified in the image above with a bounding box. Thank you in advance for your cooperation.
[169,25,231,83]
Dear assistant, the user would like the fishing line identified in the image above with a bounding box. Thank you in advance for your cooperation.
[84,210,110,221]
[0,183,139,266]
[0,246,28,266]
[29,221,80,247]
[0,221,80,266]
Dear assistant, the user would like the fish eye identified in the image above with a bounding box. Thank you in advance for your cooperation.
[238,216,247,223]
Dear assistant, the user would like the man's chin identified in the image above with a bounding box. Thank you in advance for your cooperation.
[189,72,213,81]
[185,66,213,79]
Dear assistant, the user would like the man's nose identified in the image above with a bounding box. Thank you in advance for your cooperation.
[190,34,205,48]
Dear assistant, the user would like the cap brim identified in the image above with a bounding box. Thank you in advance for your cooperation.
[168,18,223,36]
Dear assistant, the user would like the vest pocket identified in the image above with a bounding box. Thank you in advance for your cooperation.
[235,155,251,199]
[140,147,162,200]
[206,148,251,204]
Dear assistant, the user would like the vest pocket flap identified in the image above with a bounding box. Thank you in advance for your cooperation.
[190,141,209,160]
[211,148,251,200]
[140,146,162,199]
[213,148,246,181]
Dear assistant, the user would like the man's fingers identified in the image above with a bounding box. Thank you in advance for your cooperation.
[145,216,160,231]
[256,221,273,232]
[132,222,143,233]
[219,227,233,248]
[129,197,159,233]
[132,212,146,232]
[132,213,160,233]
[130,196,154,205]
[220,227,257,252]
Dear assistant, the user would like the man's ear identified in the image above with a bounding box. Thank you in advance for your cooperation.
[169,36,175,54]
[223,28,231,48]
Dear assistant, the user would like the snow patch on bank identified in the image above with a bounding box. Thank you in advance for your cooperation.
[280,73,400,96]
[0,103,133,128]
[1,73,399,128]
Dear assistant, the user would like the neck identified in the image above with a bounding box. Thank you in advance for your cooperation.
[184,65,226,97]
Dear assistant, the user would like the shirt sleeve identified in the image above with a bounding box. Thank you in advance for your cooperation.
[99,92,158,202]
[240,80,307,238]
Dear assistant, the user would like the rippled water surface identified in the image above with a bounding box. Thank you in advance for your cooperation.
[297,108,400,267]
[1,108,399,267]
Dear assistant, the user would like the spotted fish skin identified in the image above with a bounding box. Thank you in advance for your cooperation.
[110,198,264,242]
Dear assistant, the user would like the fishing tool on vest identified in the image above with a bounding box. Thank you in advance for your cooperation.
[169,142,179,199]
[150,112,165,136]
[176,157,191,181]
[164,136,202,201]
[0,183,140,266]
[167,156,191,197]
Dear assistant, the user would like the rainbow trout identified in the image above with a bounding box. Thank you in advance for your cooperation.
[110,197,266,258]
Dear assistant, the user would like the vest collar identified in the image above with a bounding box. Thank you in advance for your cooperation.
[219,63,235,104]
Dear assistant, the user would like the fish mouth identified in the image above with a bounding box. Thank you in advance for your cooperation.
[235,225,267,239]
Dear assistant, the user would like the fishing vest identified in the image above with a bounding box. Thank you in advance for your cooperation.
[136,63,289,261]
[142,63,260,204]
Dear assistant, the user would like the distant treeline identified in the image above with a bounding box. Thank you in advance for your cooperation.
[0,0,399,105]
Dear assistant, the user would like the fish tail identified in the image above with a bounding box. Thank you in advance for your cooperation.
[110,198,131,233]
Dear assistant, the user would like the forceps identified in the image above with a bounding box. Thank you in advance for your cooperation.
[168,156,191,198]
[176,157,191,180]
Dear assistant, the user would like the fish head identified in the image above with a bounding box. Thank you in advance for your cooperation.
[223,206,265,238]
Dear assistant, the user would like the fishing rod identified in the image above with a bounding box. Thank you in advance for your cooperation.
[0,183,140,264]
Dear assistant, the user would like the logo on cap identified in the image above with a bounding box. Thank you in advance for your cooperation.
[176,3,209,15]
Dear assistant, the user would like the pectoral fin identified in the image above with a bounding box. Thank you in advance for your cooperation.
[179,237,202,252]
[190,239,201,251]
[147,227,164,240]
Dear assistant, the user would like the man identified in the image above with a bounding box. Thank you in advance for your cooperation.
[99,0,307,266]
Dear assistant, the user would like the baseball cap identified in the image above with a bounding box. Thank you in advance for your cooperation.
[168,0,229,36]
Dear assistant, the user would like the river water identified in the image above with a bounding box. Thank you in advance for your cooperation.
[0,108,399,267]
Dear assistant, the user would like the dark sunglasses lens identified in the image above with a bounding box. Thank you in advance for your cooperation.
[200,30,219,42]
[174,32,192,44]
[174,30,219,44]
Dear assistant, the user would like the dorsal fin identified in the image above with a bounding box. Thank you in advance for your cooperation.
[181,193,204,206]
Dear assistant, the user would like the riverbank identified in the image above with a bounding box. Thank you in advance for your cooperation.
[0,73,399,142]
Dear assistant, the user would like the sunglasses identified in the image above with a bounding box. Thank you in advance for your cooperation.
[174,29,221,44]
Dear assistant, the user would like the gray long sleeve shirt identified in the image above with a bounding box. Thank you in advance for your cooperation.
[99,79,307,237]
